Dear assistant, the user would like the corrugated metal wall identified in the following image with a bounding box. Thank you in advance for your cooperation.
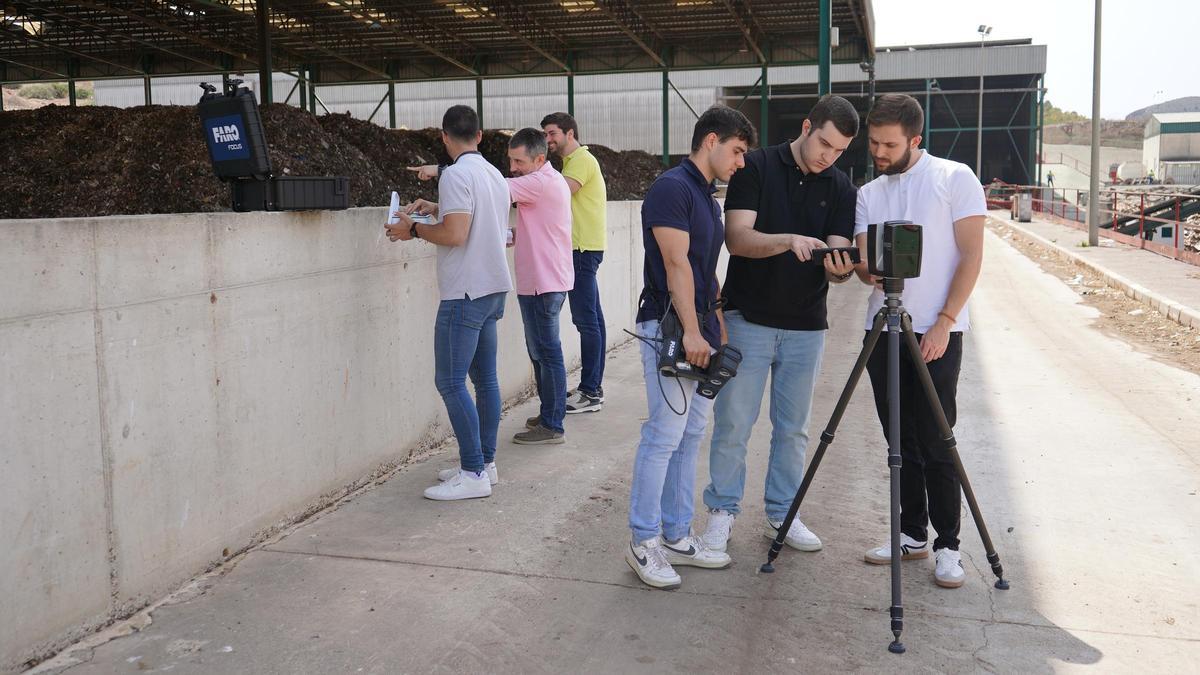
[93,44,1046,157]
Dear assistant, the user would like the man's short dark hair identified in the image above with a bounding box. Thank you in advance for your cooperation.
[540,112,579,141]
[690,105,757,152]
[442,104,480,143]
[867,94,924,139]
[808,94,860,138]
[509,127,548,159]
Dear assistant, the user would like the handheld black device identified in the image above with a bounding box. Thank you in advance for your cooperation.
[811,246,861,265]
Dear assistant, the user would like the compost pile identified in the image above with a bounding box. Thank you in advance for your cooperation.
[0,103,664,219]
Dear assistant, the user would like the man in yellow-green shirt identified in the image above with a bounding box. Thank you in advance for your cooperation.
[542,112,608,413]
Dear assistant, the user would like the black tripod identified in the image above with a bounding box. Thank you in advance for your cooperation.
[759,277,1010,654]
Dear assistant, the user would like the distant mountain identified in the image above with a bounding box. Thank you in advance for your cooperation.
[1126,96,1200,121]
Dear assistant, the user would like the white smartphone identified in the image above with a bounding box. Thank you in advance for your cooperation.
[386,191,401,225]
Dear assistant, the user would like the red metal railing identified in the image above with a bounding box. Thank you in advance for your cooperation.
[987,183,1200,267]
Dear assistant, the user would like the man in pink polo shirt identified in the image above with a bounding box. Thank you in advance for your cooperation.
[507,128,575,445]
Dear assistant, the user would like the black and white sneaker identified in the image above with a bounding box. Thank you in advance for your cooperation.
[625,538,682,589]
[565,390,602,414]
[864,534,929,564]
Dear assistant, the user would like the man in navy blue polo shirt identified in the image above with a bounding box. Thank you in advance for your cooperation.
[700,95,860,558]
[624,105,755,590]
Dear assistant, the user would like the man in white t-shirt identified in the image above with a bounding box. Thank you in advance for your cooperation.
[851,94,987,590]
[387,105,513,502]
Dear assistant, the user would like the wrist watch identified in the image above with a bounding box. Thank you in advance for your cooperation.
[409,222,420,239]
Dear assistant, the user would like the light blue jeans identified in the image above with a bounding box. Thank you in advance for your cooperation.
[628,320,716,544]
[703,311,825,521]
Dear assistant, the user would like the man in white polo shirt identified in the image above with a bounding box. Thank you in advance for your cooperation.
[852,94,987,589]
[387,105,512,502]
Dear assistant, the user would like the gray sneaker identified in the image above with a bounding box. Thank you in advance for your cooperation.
[513,424,565,445]
[565,390,602,414]
[525,415,540,429]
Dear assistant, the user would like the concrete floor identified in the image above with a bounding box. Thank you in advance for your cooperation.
[37,230,1200,673]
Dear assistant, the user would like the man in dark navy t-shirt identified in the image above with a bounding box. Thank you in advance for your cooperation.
[624,106,755,590]
[699,95,861,559]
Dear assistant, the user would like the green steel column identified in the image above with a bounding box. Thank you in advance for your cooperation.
[567,52,575,117]
[662,67,670,166]
[567,73,575,117]
[924,79,931,149]
[760,61,769,146]
[1027,80,1037,183]
[297,68,306,110]
[139,56,151,105]
[476,78,484,127]
[388,81,396,129]
[818,0,831,95]
[68,58,79,107]
[256,0,273,104]
[1037,75,1045,185]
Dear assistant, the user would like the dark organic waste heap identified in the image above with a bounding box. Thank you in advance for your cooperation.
[0,103,665,219]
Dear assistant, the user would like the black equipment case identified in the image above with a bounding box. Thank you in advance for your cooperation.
[198,80,349,212]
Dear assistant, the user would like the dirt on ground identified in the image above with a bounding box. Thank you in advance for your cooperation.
[988,219,1200,376]
[0,103,664,219]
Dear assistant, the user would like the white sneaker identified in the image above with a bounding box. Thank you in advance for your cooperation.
[864,533,929,565]
[625,538,682,589]
[934,548,966,588]
[700,510,736,552]
[423,470,492,501]
[764,517,823,552]
[660,534,732,569]
[437,462,497,485]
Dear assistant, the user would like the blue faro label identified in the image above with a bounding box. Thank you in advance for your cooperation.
[206,114,250,161]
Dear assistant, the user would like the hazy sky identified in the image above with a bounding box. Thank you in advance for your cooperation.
[872,0,1198,119]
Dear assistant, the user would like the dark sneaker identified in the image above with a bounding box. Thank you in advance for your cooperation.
[565,390,602,414]
[569,386,605,404]
[512,424,565,445]
[525,415,540,429]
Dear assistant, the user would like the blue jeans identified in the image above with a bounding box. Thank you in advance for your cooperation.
[568,251,606,395]
[433,292,506,473]
[703,311,825,521]
[628,320,716,543]
[518,292,568,433]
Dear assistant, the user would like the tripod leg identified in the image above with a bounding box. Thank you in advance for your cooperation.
[886,313,906,654]
[899,315,1010,590]
[760,310,887,574]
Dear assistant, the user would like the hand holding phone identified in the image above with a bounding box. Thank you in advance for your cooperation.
[811,246,861,265]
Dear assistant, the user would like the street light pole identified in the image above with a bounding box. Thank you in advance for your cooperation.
[1087,1,1102,246]
[976,25,991,180]
[861,59,876,181]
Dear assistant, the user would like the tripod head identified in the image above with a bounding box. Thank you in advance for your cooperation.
[880,276,907,315]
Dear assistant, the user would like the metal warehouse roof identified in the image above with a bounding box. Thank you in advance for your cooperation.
[0,1,874,84]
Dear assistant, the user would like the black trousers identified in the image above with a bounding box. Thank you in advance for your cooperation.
[864,330,964,551]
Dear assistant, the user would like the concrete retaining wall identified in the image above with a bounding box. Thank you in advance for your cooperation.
[0,203,645,672]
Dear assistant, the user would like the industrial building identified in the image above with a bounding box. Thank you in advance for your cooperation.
[89,38,1047,186]
[3,1,1044,187]
[1143,112,1200,185]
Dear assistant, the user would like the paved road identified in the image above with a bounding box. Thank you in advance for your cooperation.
[39,230,1200,674]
